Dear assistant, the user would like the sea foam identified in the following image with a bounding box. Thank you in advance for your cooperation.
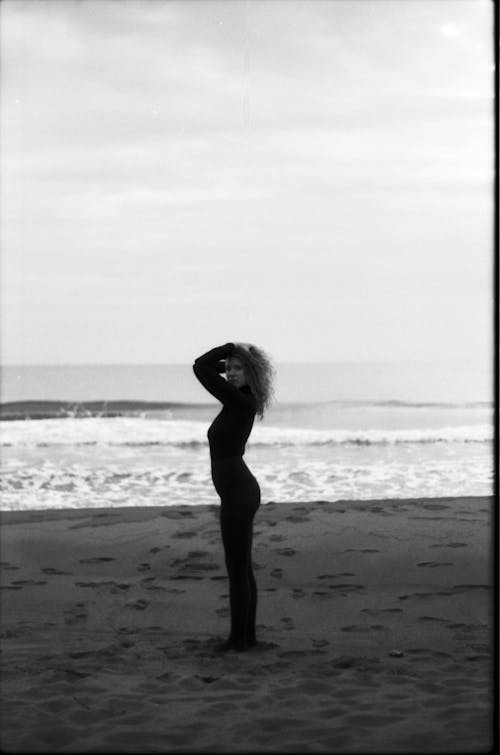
[0,416,492,448]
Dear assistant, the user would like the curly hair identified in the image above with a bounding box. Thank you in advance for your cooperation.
[229,343,275,420]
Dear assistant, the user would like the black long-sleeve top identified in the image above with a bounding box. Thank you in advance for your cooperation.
[192,343,257,461]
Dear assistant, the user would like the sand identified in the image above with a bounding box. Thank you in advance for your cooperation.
[0,497,494,753]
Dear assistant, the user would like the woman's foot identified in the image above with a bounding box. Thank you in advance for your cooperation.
[246,639,279,651]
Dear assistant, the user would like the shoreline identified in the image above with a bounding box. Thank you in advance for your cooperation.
[1,495,494,752]
[0,493,492,523]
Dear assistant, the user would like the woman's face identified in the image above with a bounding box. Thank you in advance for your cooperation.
[225,357,248,388]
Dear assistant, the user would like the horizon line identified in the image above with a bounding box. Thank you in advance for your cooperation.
[1,358,491,368]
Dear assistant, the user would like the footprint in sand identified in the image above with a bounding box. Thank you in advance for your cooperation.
[215,607,229,616]
[170,558,188,567]
[79,557,115,564]
[398,590,453,600]
[445,622,487,631]
[183,638,201,648]
[109,582,131,593]
[341,624,386,632]
[67,649,93,659]
[343,548,380,554]
[64,603,88,626]
[276,548,296,557]
[263,520,277,527]
[0,564,21,571]
[10,579,48,586]
[292,588,305,599]
[270,568,283,579]
[120,640,135,649]
[418,615,451,624]
[465,654,490,662]
[180,563,220,573]
[331,655,360,668]
[141,580,165,592]
[126,599,149,610]
[137,563,151,572]
[156,672,173,681]
[172,531,197,539]
[453,584,491,591]
[405,648,451,657]
[75,580,128,590]
[417,562,454,568]
[328,584,364,593]
[187,550,210,558]
[361,608,403,616]
[143,624,164,634]
[317,573,355,579]
[41,567,73,575]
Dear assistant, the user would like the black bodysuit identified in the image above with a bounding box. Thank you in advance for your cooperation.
[193,343,261,649]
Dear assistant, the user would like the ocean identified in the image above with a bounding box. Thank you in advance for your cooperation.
[0,361,493,511]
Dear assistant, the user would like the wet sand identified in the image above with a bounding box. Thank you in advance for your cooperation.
[0,496,493,753]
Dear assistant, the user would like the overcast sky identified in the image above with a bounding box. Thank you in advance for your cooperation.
[0,0,493,365]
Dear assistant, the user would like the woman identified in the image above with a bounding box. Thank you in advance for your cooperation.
[193,342,274,652]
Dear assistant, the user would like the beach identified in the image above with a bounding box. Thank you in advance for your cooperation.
[0,496,493,753]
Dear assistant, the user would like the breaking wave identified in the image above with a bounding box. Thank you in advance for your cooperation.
[0,416,491,448]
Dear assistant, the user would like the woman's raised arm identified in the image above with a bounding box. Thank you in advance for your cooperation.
[192,343,255,408]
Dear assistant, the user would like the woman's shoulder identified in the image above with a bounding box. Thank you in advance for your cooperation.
[238,386,257,411]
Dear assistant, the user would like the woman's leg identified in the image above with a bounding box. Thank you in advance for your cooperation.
[246,528,257,646]
[219,483,260,649]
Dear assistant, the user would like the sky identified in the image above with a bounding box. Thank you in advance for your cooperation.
[0,0,494,365]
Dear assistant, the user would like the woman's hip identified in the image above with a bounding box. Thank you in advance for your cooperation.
[211,456,259,496]
[219,478,261,524]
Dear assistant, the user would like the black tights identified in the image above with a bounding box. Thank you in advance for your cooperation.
[212,458,260,649]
